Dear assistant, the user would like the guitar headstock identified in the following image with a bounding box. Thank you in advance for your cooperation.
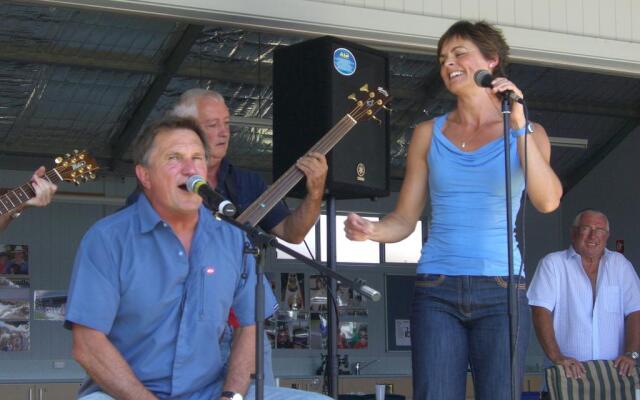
[54,150,99,185]
[347,84,392,123]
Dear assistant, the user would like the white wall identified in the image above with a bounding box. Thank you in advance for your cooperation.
[32,0,640,76]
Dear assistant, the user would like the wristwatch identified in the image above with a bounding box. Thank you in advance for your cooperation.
[625,351,639,361]
[221,391,243,400]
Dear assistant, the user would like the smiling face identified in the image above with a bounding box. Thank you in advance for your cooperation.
[196,96,230,165]
[438,36,496,95]
[135,128,208,219]
[571,211,609,260]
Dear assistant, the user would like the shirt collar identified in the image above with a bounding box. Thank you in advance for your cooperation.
[566,245,612,261]
[136,193,164,233]
[135,191,225,235]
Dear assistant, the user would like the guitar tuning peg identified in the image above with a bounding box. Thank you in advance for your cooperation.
[54,157,62,164]
[89,173,96,180]
[359,84,369,93]
[371,115,382,125]
[65,153,71,159]
[73,149,79,154]
[382,105,393,112]
[347,93,357,102]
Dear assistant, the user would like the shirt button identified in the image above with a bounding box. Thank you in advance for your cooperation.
[178,251,184,256]
[163,223,168,228]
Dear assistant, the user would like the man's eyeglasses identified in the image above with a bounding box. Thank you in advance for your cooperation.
[576,225,609,237]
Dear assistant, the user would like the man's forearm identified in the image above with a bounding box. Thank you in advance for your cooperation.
[277,194,322,244]
[223,325,256,397]
[531,306,564,362]
[72,325,156,400]
[0,213,11,232]
[624,311,640,353]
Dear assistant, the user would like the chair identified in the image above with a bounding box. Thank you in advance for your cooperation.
[545,359,639,400]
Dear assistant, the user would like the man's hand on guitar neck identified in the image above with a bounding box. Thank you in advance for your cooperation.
[0,166,58,232]
[25,166,58,208]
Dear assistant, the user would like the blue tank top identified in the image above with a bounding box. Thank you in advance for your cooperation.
[417,113,525,276]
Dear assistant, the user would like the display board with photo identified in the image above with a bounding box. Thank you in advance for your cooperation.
[34,290,67,321]
[0,320,30,351]
[338,321,368,350]
[0,244,30,276]
[0,288,30,321]
[0,276,30,288]
[280,272,305,311]
[309,275,327,312]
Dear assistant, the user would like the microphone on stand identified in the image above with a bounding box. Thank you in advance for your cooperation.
[474,69,524,104]
[186,175,237,217]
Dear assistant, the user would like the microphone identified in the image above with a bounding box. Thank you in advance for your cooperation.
[354,278,381,302]
[473,70,523,104]
[186,175,237,217]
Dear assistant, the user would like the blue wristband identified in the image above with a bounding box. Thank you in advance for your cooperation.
[510,125,527,138]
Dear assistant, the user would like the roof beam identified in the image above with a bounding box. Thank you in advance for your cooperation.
[563,119,640,194]
[109,24,203,167]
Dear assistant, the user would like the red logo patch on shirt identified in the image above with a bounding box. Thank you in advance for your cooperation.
[206,266,215,275]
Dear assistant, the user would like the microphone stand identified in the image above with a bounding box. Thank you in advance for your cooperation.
[212,211,381,400]
[500,94,519,400]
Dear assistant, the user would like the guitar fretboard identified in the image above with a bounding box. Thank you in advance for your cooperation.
[0,169,62,216]
[236,114,357,227]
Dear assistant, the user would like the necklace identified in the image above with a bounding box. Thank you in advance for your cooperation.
[460,131,480,149]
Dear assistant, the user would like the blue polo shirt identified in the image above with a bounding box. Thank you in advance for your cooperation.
[65,194,278,399]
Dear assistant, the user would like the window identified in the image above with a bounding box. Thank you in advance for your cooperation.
[275,223,316,260]
[384,221,423,263]
[320,215,380,263]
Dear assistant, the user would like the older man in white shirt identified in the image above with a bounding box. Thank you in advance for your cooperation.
[528,209,640,379]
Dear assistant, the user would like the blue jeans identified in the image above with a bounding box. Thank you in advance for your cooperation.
[410,274,530,400]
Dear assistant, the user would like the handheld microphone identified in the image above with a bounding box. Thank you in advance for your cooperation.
[473,70,524,104]
[186,175,237,217]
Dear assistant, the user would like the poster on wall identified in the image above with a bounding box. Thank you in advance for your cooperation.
[33,290,67,321]
[309,275,327,312]
[0,244,30,276]
[0,276,30,288]
[0,320,30,351]
[394,319,411,347]
[338,321,368,350]
[0,288,30,321]
[309,312,328,350]
[336,283,368,316]
[275,318,309,349]
[280,272,305,311]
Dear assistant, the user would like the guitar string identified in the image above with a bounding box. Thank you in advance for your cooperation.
[238,115,360,225]
[239,104,376,223]
[238,117,355,224]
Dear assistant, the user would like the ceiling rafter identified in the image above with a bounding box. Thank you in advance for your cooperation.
[108,24,204,168]
[563,118,640,194]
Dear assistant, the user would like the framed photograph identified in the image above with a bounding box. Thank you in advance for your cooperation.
[0,244,29,276]
[34,290,67,321]
[280,272,305,311]
[0,288,30,321]
[0,320,30,351]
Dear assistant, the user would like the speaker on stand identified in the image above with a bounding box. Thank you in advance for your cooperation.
[273,36,390,398]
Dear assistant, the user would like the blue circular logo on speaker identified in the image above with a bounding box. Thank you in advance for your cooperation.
[333,48,357,76]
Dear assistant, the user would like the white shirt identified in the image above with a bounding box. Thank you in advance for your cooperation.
[528,247,640,361]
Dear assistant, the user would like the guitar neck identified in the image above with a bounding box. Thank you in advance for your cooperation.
[236,114,358,227]
[0,169,62,216]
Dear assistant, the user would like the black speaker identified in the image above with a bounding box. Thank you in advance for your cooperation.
[273,36,390,200]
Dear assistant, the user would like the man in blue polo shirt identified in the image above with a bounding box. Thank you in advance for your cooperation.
[65,118,318,400]
[169,89,328,393]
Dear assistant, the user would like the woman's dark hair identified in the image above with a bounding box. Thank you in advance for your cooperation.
[437,20,510,78]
